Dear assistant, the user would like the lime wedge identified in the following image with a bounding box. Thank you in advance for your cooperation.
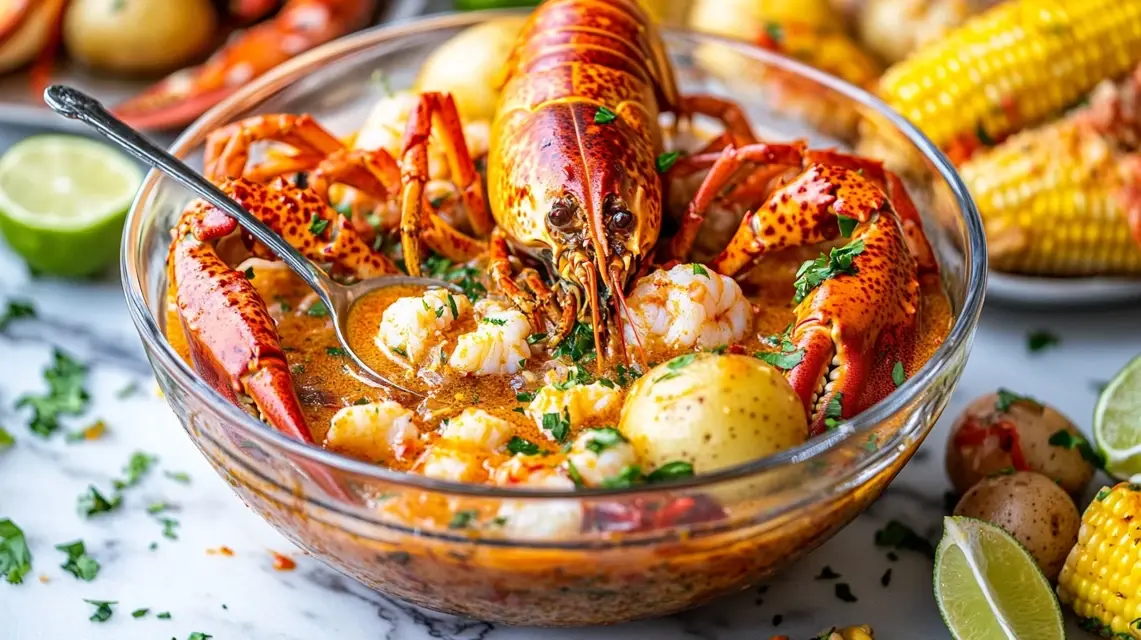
[0,135,142,278]
[1094,354,1141,481]
[934,516,1064,640]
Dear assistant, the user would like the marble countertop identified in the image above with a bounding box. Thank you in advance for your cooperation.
[0,155,1137,639]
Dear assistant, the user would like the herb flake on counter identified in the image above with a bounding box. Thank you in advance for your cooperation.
[1026,329,1059,353]
[115,381,142,399]
[156,611,172,619]
[874,520,935,558]
[793,240,865,304]
[114,451,157,489]
[506,436,541,456]
[0,518,32,584]
[995,388,1041,413]
[188,633,214,640]
[834,582,858,603]
[880,568,892,587]
[1047,429,1106,469]
[448,510,477,530]
[593,106,617,124]
[0,427,14,450]
[646,461,694,483]
[814,565,841,580]
[771,614,783,627]
[0,298,35,329]
[55,540,99,581]
[146,502,171,514]
[78,486,122,518]
[17,349,90,438]
[131,608,148,618]
[85,599,116,622]
[158,518,180,540]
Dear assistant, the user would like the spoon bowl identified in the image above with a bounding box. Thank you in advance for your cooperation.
[44,85,452,397]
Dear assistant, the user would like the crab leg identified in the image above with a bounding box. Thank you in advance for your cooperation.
[399,92,491,274]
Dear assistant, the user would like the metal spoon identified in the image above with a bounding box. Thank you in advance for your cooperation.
[45,85,455,397]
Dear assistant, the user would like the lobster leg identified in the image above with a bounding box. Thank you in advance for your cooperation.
[667,142,809,260]
[489,227,538,317]
[678,95,760,146]
[399,92,492,274]
[308,147,402,242]
[205,114,344,182]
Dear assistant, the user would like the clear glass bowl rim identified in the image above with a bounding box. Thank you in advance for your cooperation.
[121,9,988,499]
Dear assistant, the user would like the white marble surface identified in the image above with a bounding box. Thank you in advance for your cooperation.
[0,137,1136,640]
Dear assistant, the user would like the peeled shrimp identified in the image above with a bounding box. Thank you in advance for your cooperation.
[492,455,583,539]
[565,427,641,488]
[376,289,470,367]
[622,263,754,352]
[324,400,421,463]
[448,299,533,376]
[438,408,514,453]
[525,379,623,440]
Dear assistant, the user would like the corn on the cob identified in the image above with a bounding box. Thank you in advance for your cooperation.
[1057,483,1141,639]
[878,0,1141,163]
[959,67,1141,276]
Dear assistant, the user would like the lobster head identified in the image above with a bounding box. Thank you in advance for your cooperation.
[489,102,662,354]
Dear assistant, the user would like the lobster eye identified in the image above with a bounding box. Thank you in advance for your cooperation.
[611,209,633,230]
[548,201,575,229]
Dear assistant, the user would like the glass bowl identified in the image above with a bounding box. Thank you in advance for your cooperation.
[122,10,986,627]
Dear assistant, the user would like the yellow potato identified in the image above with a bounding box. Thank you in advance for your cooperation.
[63,0,217,76]
[0,0,64,74]
[414,16,527,122]
[953,471,1080,581]
[619,353,807,475]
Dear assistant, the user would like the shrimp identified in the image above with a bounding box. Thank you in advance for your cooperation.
[525,380,623,440]
[324,400,421,463]
[376,289,470,367]
[565,427,640,488]
[492,455,583,540]
[417,408,513,483]
[621,263,754,353]
[448,299,533,375]
[438,408,514,452]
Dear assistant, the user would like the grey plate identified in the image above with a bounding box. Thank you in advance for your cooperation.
[988,271,1141,307]
[0,0,428,134]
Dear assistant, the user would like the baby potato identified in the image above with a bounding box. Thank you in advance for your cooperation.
[618,353,807,474]
[945,391,1094,497]
[414,16,527,122]
[953,471,1080,581]
[63,0,217,76]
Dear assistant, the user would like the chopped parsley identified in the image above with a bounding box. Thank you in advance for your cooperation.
[552,322,595,362]
[691,264,709,277]
[0,298,35,330]
[542,409,572,443]
[114,451,157,490]
[78,486,122,517]
[506,436,541,456]
[566,460,586,487]
[600,465,643,489]
[0,519,32,584]
[593,106,617,124]
[146,502,171,514]
[308,214,329,237]
[880,568,892,587]
[156,611,172,619]
[836,215,858,238]
[446,293,460,319]
[16,349,90,437]
[614,364,642,386]
[481,317,507,326]
[823,393,844,429]
[131,608,149,618]
[582,427,627,454]
[814,565,840,580]
[306,301,329,317]
[243,266,255,280]
[792,240,865,304]
[763,21,783,44]
[755,335,805,370]
[56,540,100,581]
[0,427,13,450]
[515,391,535,403]
[707,344,729,355]
[326,346,347,357]
[975,122,995,147]
[646,460,694,483]
[115,381,141,399]
[874,520,935,558]
[164,471,191,484]
[423,253,488,301]
[994,388,1041,413]
[1026,330,1059,353]
[85,599,117,622]
[526,332,547,345]
[1047,429,1106,469]
[448,510,477,529]
[391,345,408,358]
[834,582,858,603]
[158,518,180,540]
[655,151,681,173]
[891,361,906,387]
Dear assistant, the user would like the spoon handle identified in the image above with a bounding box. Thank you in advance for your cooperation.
[43,85,338,299]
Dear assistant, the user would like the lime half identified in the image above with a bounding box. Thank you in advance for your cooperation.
[1094,353,1141,481]
[0,135,142,278]
[934,516,1064,640]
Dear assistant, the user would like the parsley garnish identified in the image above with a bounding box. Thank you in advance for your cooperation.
[391,345,408,358]
[793,240,865,304]
[0,427,14,450]
[306,301,329,317]
[78,486,122,517]
[1027,330,1059,352]
[834,583,858,602]
[600,465,643,489]
[692,264,709,277]
[506,436,541,456]
[0,519,31,584]
[243,266,255,280]
[0,298,35,329]
[423,253,488,301]
[823,393,844,429]
[481,317,507,326]
[308,214,329,237]
[552,322,595,362]
[614,364,642,386]
[994,388,1041,413]
[582,427,627,454]
[814,565,840,580]
[114,451,157,490]
[16,349,89,437]
[132,608,149,618]
[86,599,116,622]
[646,460,694,483]
[515,391,534,403]
[655,151,680,173]
[326,346,347,357]
[836,215,858,238]
[755,336,805,370]
[763,21,783,44]
[874,520,935,558]
[116,381,141,399]
[164,471,191,484]
[1047,429,1106,469]
[891,361,906,387]
[56,540,99,581]
[446,292,460,319]
[594,106,617,124]
[448,510,477,529]
[566,459,586,487]
[542,409,572,442]
[526,332,547,345]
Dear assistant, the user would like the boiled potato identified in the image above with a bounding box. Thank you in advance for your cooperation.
[414,16,527,122]
[953,471,1080,581]
[0,0,64,74]
[619,353,806,474]
[945,391,1094,497]
[857,0,968,64]
[63,0,217,75]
